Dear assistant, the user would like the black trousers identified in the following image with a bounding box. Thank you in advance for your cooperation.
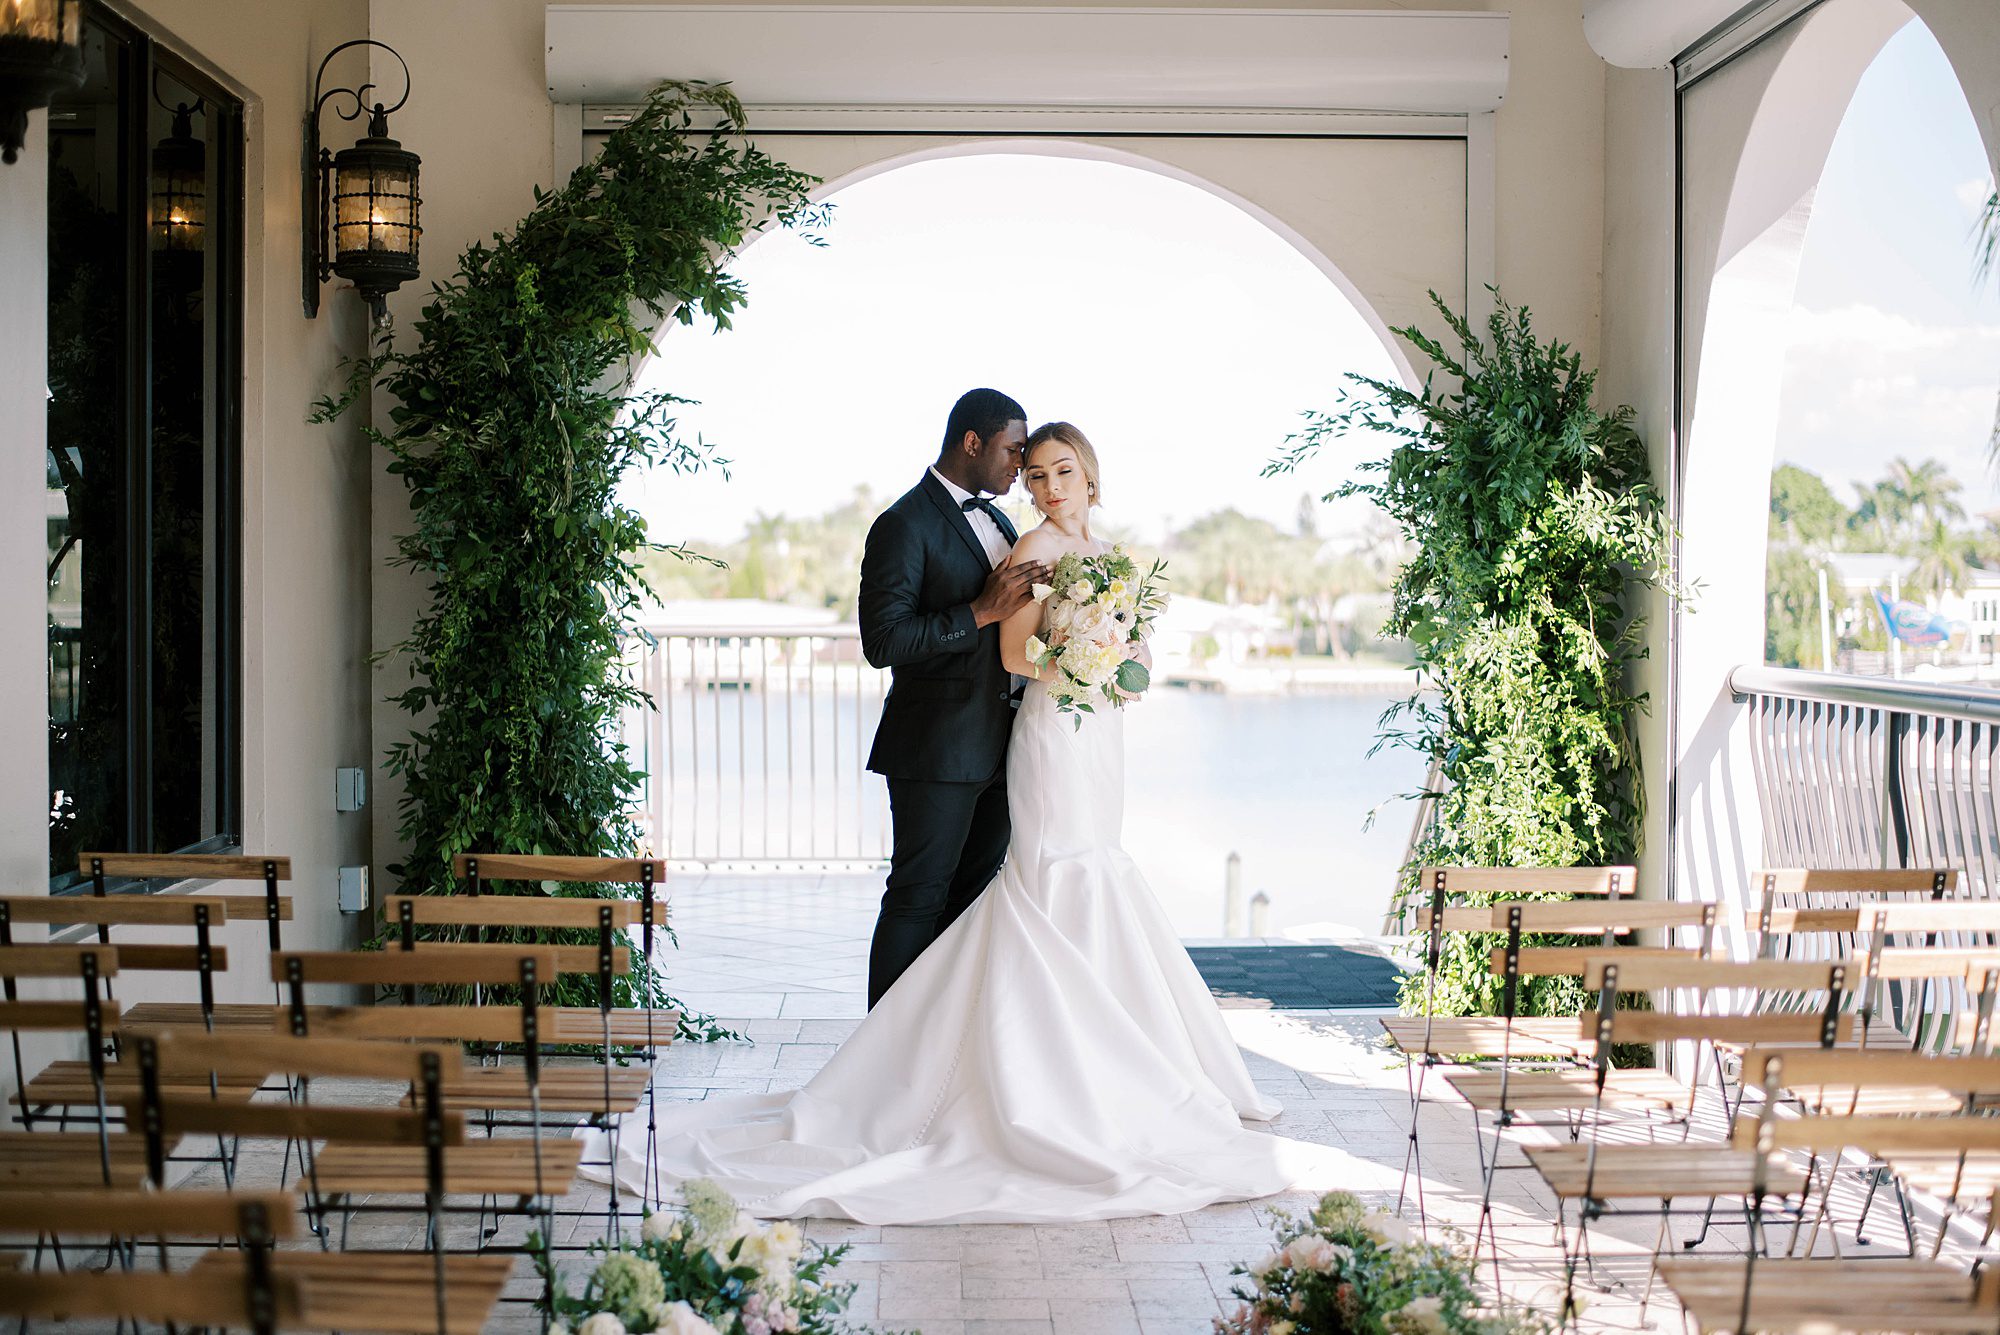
[868,771,1010,1008]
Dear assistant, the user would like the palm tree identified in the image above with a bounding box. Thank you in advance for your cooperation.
[1886,456,1966,530]
[1909,517,1972,602]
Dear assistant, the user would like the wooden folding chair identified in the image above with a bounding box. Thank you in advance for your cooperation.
[1654,1055,2000,1335]
[0,902,267,1131]
[1525,957,1855,1319]
[448,853,674,1045]
[273,946,605,1244]
[75,851,297,1025]
[0,1190,304,1333]
[1383,865,1640,1220]
[0,1183,514,1335]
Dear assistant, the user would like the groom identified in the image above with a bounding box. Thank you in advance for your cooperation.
[858,388,1052,1008]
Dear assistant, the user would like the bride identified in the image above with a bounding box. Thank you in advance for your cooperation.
[586,422,1337,1224]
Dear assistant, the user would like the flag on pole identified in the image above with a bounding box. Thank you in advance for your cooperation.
[1873,591,1955,646]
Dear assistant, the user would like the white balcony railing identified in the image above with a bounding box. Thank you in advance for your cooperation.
[626,623,890,866]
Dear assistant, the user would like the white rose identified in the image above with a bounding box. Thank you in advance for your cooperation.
[1047,599,1077,633]
[1067,579,1093,603]
[1361,1211,1416,1248]
[652,1302,720,1335]
[1024,634,1049,664]
[579,1315,627,1335]
[1030,582,1054,602]
[641,1212,675,1243]
[1250,1249,1285,1278]
[1283,1235,1344,1273]
[1391,1296,1449,1335]
[1269,1322,1297,1335]
[1070,603,1115,646]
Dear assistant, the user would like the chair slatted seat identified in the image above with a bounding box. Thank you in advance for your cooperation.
[0,1129,179,1187]
[309,1138,585,1196]
[188,1251,515,1335]
[1653,1259,1995,1334]
[416,1063,650,1114]
[1526,1144,1808,1200]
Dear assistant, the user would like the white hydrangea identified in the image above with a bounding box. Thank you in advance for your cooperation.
[651,1302,720,1335]
[578,1315,626,1335]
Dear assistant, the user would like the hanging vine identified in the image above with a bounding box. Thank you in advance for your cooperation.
[314,82,830,1033]
[1269,290,1681,1018]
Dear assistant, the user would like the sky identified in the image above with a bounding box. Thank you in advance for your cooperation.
[624,17,2000,549]
[622,153,1402,550]
[1777,20,2000,517]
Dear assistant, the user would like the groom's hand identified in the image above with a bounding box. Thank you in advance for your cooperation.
[972,561,1052,628]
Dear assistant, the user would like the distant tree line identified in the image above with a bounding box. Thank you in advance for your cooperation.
[640,489,1408,656]
[1766,457,1999,667]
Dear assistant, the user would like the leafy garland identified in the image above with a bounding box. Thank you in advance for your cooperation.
[313,82,830,1030]
[1269,291,1678,1018]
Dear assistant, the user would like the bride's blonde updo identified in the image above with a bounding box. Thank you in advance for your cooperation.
[1024,421,1103,507]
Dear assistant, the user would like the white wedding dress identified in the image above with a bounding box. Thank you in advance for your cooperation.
[583,677,1339,1223]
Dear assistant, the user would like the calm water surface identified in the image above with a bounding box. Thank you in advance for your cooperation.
[1122,689,1425,938]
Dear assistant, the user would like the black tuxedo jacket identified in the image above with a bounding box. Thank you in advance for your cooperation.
[860,473,1020,783]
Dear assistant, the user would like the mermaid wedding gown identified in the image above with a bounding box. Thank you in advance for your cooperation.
[583,678,1340,1223]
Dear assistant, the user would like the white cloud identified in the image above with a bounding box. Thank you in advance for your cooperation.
[1776,303,2000,507]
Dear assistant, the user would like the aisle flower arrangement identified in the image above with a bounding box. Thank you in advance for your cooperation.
[534,1180,883,1334]
[1216,1192,1547,1335]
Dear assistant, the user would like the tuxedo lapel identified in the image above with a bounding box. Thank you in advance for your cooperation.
[920,472,993,572]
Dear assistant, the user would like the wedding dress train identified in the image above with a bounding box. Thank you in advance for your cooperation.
[582,681,1343,1223]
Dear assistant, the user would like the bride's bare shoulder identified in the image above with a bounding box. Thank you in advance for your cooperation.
[1008,525,1070,564]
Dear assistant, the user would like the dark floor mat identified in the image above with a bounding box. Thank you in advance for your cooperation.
[1188,944,1403,1010]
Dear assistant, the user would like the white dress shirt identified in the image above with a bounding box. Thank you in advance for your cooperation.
[930,467,1012,569]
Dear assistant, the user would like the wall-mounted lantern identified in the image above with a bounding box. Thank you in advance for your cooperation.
[304,38,420,328]
[0,0,85,165]
[151,90,204,254]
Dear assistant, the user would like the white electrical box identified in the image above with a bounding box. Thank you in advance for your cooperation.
[335,767,367,812]
[338,865,370,914]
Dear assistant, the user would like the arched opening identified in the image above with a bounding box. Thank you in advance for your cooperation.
[623,149,1427,938]
[1672,0,2000,909]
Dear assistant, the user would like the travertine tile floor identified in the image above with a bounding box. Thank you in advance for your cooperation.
[155,872,1971,1333]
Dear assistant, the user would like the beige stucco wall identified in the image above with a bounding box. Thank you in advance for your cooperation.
[0,0,375,1084]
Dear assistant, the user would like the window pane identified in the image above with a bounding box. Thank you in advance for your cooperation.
[147,64,218,853]
[46,18,133,882]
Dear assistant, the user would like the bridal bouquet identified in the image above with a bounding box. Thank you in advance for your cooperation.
[1024,545,1168,726]
[532,1180,884,1335]
[1215,1192,1549,1335]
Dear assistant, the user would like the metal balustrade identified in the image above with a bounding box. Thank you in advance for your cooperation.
[626,623,890,866]
[1729,666,2000,901]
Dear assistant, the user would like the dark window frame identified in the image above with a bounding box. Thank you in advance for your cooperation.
[46,3,243,894]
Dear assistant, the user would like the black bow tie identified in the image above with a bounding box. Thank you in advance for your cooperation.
[961,496,1006,525]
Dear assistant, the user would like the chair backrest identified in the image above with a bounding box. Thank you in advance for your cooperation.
[1414,866,1638,899]
[271,1002,530,1043]
[271,946,559,988]
[147,1029,464,1084]
[1742,1047,2000,1098]
[451,853,664,887]
[385,891,663,930]
[1417,901,1712,934]
[446,854,670,996]
[0,1186,296,1238]
[0,1190,301,1332]
[78,852,294,953]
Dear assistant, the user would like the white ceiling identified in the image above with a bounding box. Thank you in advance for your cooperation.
[545,6,1511,116]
